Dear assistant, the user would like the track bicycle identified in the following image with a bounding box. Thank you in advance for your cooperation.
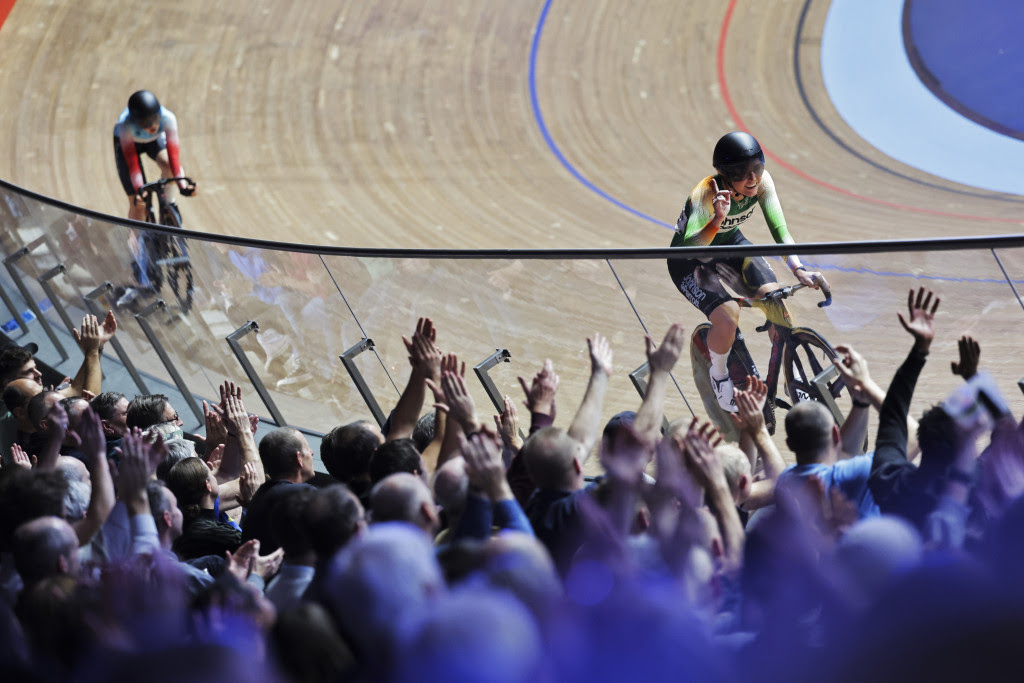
[690,279,848,439]
[131,176,196,313]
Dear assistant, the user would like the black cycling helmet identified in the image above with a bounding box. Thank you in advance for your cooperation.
[127,90,161,125]
[713,131,765,180]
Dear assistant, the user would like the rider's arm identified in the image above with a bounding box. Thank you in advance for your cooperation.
[757,171,802,271]
[676,177,723,247]
[117,124,145,193]
[757,170,822,285]
[161,109,186,182]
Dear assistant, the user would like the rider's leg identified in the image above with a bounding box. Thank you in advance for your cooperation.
[707,301,741,412]
[153,150,180,203]
[154,149,173,178]
[707,300,741,356]
[127,195,147,222]
[114,136,148,222]
[667,255,741,413]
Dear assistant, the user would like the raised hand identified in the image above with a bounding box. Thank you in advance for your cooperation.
[10,443,34,469]
[729,375,768,435]
[71,314,102,354]
[120,428,166,478]
[225,539,260,582]
[236,461,261,508]
[689,417,723,450]
[402,317,441,382]
[517,358,559,417]
[424,353,460,403]
[493,395,523,452]
[116,433,154,509]
[710,177,731,222]
[206,443,225,476]
[203,400,228,446]
[897,287,940,352]
[220,380,250,437]
[588,333,613,377]
[252,546,285,580]
[951,335,980,380]
[682,420,727,492]
[98,310,117,346]
[458,428,513,501]
[831,344,872,401]
[432,370,480,433]
[439,353,465,378]
[646,323,686,374]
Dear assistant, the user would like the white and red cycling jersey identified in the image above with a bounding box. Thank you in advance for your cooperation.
[113,106,183,192]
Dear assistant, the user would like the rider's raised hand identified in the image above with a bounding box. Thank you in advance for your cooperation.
[897,286,940,353]
[709,178,731,223]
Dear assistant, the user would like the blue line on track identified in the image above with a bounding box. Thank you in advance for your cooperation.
[528,0,673,230]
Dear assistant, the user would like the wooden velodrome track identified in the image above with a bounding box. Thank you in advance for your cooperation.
[2,0,1023,468]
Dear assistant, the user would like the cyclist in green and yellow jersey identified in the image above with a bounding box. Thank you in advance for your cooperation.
[668,132,827,412]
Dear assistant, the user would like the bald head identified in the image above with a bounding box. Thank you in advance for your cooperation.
[433,456,468,518]
[61,397,90,439]
[521,427,582,491]
[2,379,42,429]
[715,444,751,503]
[12,516,80,586]
[785,401,838,465]
[370,473,439,535]
[57,456,90,484]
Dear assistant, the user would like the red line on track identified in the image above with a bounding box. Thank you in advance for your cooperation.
[716,0,1018,223]
[0,0,17,32]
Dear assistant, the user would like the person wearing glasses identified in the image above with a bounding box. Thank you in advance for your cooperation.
[667,131,827,413]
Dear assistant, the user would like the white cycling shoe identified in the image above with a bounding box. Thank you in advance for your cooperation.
[710,370,738,413]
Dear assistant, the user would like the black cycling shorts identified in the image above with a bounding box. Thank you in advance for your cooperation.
[667,234,777,317]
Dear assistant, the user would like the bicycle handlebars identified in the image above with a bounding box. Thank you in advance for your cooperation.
[741,279,832,308]
[136,177,196,199]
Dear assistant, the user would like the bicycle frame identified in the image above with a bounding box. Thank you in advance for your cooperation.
[135,176,195,312]
[740,283,846,421]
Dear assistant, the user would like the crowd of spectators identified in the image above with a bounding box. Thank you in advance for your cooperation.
[0,286,1022,682]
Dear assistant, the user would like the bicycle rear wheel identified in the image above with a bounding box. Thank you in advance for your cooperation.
[689,323,775,439]
[782,327,848,423]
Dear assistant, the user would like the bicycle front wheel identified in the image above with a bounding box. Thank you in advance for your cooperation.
[782,327,848,422]
[156,202,194,312]
[160,201,183,228]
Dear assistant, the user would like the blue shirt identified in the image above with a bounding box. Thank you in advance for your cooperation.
[777,453,880,519]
